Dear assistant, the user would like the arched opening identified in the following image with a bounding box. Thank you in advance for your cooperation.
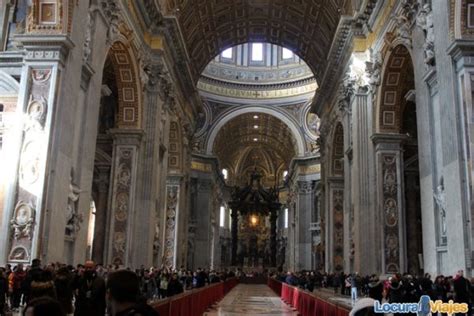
[89,55,118,264]
[379,45,423,274]
[190,41,319,271]
[212,112,298,187]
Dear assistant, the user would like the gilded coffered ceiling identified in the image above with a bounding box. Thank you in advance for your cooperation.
[213,113,297,184]
[170,0,351,81]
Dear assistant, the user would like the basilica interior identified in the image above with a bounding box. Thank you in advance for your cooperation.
[0,0,473,284]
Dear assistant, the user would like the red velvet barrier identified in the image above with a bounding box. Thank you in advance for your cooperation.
[271,281,350,316]
[267,277,282,296]
[152,277,238,316]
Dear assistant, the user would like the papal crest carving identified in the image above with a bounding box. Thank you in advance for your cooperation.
[10,202,35,240]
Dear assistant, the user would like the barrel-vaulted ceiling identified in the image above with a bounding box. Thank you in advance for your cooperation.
[171,0,351,81]
[213,113,297,184]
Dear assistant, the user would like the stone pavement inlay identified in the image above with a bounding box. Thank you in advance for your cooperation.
[204,284,298,316]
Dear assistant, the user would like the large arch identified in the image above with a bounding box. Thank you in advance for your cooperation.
[376,44,414,133]
[375,43,424,274]
[205,106,306,156]
[104,40,143,129]
[171,0,351,82]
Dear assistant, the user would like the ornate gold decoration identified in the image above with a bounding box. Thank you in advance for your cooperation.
[191,161,212,172]
[197,81,317,100]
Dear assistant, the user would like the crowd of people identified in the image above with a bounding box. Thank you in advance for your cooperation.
[0,259,235,316]
[272,269,473,314]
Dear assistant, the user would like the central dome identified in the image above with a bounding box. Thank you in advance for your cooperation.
[198,43,317,104]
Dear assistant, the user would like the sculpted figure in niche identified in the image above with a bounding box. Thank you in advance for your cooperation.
[65,171,82,237]
[433,177,447,238]
[367,51,382,87]
[416,3,435,65]
[394,15,411,46]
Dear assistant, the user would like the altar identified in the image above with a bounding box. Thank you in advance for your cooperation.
[228,170,281,267]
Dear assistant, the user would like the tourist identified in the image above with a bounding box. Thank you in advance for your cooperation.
[54,266,74,315]
[0,268,8,316]
[453,270,471,316]
[23,259,44,304]
[23,297,65,316]
[9,263,26,311]
[158,270,169,298]
[367,275,383,303]
[106,270,159,316]
[167,273,183,297]
[433,275,448,303]
[73,261,106,316]
[141,269,156,301]
[28,269,56,301]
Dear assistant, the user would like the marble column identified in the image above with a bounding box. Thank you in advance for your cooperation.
[91,165,110,264]
[296,180,314,270]
[193,177,212,269]
[106,130,142,266]
[351,90,376,275]
[372,134,407,274]
[0,37,72,265]
[132,63,164,268]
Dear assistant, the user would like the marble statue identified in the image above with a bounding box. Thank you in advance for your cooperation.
[65,173,82,237]
[433,179,447,238]
[416,3,435,65]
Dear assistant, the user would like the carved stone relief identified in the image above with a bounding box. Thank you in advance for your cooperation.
[416,3,435,67]
[382,155,400,273]
[111,147,134,265]
[163,185,179,267]
[332,189,344,272]
[8,67,53,263]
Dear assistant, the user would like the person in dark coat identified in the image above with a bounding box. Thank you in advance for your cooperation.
[388,276,403,303]
[54,266,74,315]
[9,263,26,310]
[74,261,106,316]
[0,268,8,316]
[167,273,183,297]
[368,275,383,303]
[22,258,44,304]
[106,270,159,316]
[23,296,65,316]
[453,270,470,316]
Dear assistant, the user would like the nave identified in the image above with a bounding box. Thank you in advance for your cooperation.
[205,284,297,316]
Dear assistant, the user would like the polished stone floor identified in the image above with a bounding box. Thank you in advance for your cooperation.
[204,284,298,316]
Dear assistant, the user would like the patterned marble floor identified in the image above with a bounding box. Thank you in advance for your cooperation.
[204,284,298,316]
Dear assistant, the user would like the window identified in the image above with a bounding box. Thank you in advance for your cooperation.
[282,48,293,59]
[284,208,289,228]
[222,168,228,180]
[251,43,263,61]
[220,206,225,227]
[222,48,233,59]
